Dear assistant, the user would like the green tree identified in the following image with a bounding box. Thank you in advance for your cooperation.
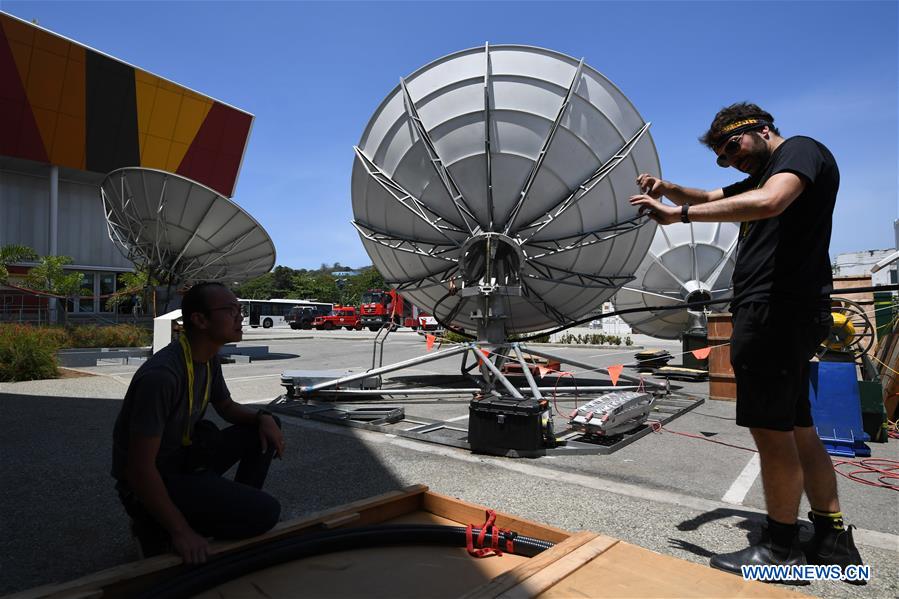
[345,267,386,305]
[232,272,276,299]
[25,255,85,326]
[0,244,38,283]
[104,267,158,316]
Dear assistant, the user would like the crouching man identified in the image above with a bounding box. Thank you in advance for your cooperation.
[112,282,285,564]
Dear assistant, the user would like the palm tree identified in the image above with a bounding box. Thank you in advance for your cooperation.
[25,255,85,326]
[0,244,38,283]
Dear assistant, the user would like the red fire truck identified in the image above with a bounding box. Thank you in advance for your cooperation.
[360,289,441,332]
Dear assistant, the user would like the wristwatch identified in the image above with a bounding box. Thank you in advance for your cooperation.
[680,204,690,223]
[256,409,273,425]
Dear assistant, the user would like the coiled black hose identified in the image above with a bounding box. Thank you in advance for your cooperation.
[137,524,555,599]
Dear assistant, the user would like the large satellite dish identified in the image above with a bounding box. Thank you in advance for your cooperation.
[613,222,738,339]
[351,45,660,340]
[101,167,275,284]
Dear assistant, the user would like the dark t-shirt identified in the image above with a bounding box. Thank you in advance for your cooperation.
[723,136,838,311]
[111,339,230,480]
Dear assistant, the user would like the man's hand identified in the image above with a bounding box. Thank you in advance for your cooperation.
[171,527,210,565]
[636,173,669,199]
[629,194,679,225]
[258,415,285,458]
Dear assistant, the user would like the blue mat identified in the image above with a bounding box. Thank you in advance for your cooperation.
[808,362,870,458]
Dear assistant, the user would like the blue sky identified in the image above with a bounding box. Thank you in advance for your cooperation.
[4,0,897,270]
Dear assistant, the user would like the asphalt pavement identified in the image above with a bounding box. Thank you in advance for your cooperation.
[1,327,896,597]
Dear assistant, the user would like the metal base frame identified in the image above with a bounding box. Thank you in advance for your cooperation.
[270,340,701,457]
[268,392,704,457]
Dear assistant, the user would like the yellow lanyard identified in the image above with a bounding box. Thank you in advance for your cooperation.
[178,333,211,446]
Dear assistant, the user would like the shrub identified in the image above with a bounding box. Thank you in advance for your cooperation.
[0,324,60,382]
[63,324,150,348]
[439,329,469,344]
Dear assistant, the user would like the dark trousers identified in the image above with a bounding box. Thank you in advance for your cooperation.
[118,418,281,553]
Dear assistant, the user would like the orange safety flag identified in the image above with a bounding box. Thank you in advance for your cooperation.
[477,348,491,366]
[537,365,552,379]
[607,364,624,387]
[426,334,436,352]
[691,346,712,360]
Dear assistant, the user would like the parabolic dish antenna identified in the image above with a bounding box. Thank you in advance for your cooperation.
[101,167,275,284]
[351,44,660,339]
[613,222,738,339]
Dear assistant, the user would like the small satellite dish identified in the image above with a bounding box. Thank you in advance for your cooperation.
[101,167,275,284]
[613,221,738,339]
[351,44,660,339]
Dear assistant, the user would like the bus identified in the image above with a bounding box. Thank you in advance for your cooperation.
[239,298,332,328]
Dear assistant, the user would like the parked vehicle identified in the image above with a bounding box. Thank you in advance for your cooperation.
[240,298,332,329]
[313,306,363,330]
[361,288,429,331]
[415,312,440,331]
[286,305,329,330]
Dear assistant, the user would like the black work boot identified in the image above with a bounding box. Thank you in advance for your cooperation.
[710,527,809,585]
[803,512,866,585]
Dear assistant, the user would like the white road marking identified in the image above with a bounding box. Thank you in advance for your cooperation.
[225,373,281,382]
[721,453,761,505]
[279,417,899,552]
[445,414,469,422]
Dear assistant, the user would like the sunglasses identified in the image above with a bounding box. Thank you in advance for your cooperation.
[208,304,242,318]
[715,133,745,167]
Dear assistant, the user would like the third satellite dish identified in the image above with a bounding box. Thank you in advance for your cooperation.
[613,221,738,339]
[351,45,660,339]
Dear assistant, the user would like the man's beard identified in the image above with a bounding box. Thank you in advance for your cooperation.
[746,133,771,176]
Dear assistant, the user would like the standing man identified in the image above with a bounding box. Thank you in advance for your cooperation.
[112,282,285,564]
[630,103,863,578]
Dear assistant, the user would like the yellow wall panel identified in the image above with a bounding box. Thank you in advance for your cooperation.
[141,134,172,171]
[0,14,35,44]
[31,106,58,158]
[58,45,84,117]
[24,48,66,161]
[148,87,181,139]
[51,113,86,169]
[157,78,184,94]
[172,95,212,144]
[27,47,66,109]
[166,141,189,172]
[32,25,69,58]
[135,79,158,134]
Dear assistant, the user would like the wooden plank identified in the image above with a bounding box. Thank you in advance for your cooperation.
[15,485,428,599]
[422,491,571,544]
[539,541,808,598]
[500,535,619,599]
[460,531,600,599]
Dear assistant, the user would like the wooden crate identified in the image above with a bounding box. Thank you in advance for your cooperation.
[15,485,804,599]
[708,312,736,402]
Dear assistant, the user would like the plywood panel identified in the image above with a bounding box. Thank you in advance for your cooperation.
[540,541,806,599]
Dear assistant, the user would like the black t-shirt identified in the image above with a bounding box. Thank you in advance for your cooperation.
[111,340,230,480]
[723,136,838,311]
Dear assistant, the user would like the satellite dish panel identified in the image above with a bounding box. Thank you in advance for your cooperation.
[613,221,738,339]
[101,167,275,283]
[351,45,660,334]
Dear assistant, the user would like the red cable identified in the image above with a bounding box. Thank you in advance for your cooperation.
[832,458,899,491]
[647,421,899,492]
[550,371,578,418]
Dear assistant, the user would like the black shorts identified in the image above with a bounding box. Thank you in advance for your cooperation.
[730,302,831,431]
